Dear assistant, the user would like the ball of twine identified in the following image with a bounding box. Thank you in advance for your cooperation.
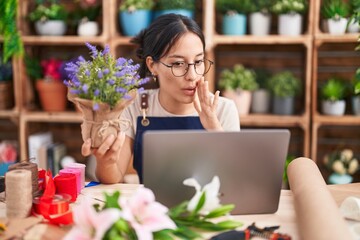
[5,169,33,218]
[8,161,39,197]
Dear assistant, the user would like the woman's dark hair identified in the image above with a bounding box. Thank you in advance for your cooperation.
[131,14,205,78]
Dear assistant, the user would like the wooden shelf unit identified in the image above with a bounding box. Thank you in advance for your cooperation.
[0,0,358,174]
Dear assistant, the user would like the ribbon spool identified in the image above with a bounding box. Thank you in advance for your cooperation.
[8,161,39,197]
[59,168,81,194]
[54,173,77,202]
[33,194,71,215]
[64,162,86,189]
[5,169,33,218]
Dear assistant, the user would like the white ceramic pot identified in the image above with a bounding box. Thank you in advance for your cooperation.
[35,20,67,36]
[327,18,347,35]
[77,21,99,36]
[278,13,302,36]
[251,89,271,113]
[249,12,271,36]
[352,96,360,115]
[322,100,346,116]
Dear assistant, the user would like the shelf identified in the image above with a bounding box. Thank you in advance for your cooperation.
[111,37,135,46]
[313,114,360,126]
[0,110,19,119]
[22,111,83,123]
[240,114,308,128]
[22,35,108,45]
[314,33,359,45]
[213,35,312,46]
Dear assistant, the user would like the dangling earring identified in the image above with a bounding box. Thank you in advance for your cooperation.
[152,73,157,82]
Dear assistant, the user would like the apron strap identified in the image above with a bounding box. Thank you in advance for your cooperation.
[140,93,150,127]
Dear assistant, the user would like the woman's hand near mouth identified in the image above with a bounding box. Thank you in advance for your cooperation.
[194,78,223,131]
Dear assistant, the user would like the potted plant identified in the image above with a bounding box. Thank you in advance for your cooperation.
[64,43,150,148]
[347,0,360,33]
[119,0,154,36]
[271,0,308,36]
[251,69,271,114]
[216,0,252,35]
[351,71,360,115]
[0,56,14,110]
[28,0,68,36]
[71,2,101,36]
[320,77,348,116]
[268,71,301,115]
[321,0,350,35]
[323,149,359,184]
[248,0,274,36]
[155,0,195,19]
[25,55,67,111]
[219,64,258,115]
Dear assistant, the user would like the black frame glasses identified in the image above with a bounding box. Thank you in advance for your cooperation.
[158,59,214,77]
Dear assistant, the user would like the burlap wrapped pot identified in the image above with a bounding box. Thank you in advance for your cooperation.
[68,90,136,148]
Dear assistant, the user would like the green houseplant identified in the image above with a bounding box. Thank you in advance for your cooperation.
[320,77,348,116]
[251,69,272,113]
[28,0,68,36]
[119,0,154,36]
[216,0,252,35]
[351,71,360,115]
[268,71,301,115]
[71,3,101,36]
[248,0,274,36]
[347,0,360,33]
[321,0,350,34]
[271,0,308,36]
[155,0,195,19]
[219,64,258,115]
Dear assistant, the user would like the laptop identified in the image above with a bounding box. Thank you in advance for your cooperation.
[142,129,290,215]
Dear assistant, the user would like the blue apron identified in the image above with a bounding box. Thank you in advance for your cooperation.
[134,116,204,183]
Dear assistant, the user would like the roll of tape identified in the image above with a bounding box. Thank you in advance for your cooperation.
[340,196,360,221]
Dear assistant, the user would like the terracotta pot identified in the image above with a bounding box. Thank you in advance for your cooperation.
[68,90,136,148]
[36,80,67,111]
[223,89,252,115]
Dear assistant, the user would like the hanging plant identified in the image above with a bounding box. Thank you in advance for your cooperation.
[0,0,24,63]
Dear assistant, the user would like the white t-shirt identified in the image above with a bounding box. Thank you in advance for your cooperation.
[120,89,240,139]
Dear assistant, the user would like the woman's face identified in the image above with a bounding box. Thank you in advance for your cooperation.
[149,32,205,114]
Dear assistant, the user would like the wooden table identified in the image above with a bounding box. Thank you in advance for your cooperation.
[1,183,359,240]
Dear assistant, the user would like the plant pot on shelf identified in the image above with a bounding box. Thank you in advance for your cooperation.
[35,20,67,36]
[222,13,247,36]
[36,80,67,111]
[352,96,360,115]
[119,10,152,36]
[223,89,252,115]
[251,89,271,113]
[157,9,194,19]
[347,18,360,33]
[321,100,346,116]
[0,81,14,110]
[328,173,353,184]
[327,18,347,35]
[249,12,271,36]
[272,96,295,115]
[278,13,303,36]
[77,21,99,36]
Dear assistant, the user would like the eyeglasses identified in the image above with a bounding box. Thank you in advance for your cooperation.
[158,59,214,77]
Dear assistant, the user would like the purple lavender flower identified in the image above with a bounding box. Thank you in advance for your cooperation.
[94,89,100,96]
[103,45,110,55]
[85,42,98,57]
[116,87,127,93]
[78,56,86,63]
[93,103,100,111]
[82,84,89,94]
[98,71,103,79]
[116,58,127,67]
[107,79,115,85]
[85,70,90,76]
[103,68,110,75]
[114,71,125,78]
[70,89,81,95]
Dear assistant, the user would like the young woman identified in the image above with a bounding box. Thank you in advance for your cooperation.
[82,14,240,184]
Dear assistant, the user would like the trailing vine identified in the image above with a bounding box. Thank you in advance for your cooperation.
[0,0,24,63]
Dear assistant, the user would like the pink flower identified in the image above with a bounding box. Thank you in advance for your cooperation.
[0,142,17,163]
[120,187,176,240]
[64,197,122,240]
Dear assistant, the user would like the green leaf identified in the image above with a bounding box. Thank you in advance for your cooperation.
[193,192,206,215]
[103,191,121,209]
[172,225,202,239]
[215,220,243,230]
[168,201,188,218]
[205,204,235,219]
[153,229,174,240]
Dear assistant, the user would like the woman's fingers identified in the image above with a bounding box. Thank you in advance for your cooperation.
[110,132,126,153]
[81,138,92,156]
[97,134,115,155]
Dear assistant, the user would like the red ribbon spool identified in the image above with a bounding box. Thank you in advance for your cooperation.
[33,194,71,215]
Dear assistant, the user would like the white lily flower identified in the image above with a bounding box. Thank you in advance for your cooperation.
[183,176,221,215]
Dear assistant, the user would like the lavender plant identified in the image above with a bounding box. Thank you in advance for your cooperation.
[64,43,149,110]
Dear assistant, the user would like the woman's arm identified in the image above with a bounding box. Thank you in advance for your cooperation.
[82,132,134,184]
